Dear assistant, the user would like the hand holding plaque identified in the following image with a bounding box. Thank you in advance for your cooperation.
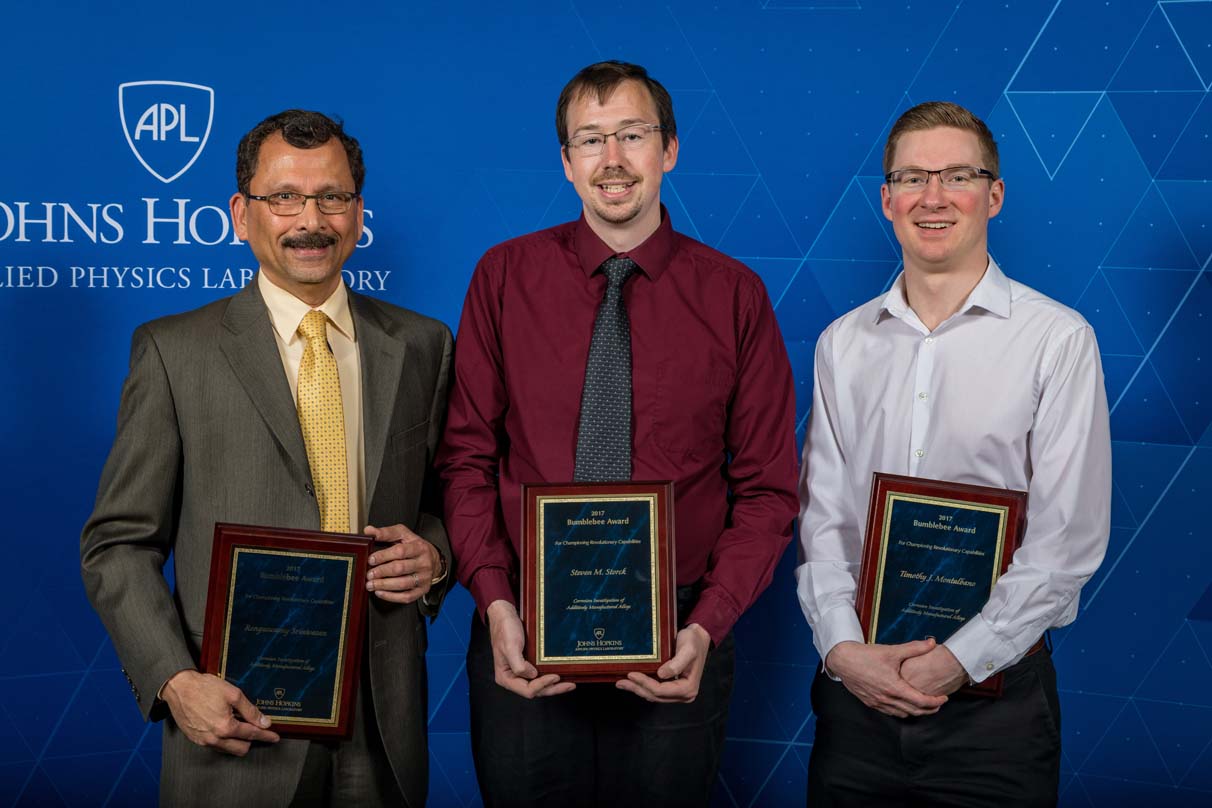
[521,482,676,682]
[200,523,373,738]
[855,474,1027,697]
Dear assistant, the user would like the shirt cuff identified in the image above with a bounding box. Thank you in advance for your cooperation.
[469,567,516,622]
[943,616,1021,683]
[813,605,865,681]
[685,589,741,647]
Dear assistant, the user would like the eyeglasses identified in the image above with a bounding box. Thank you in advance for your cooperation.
[246,191,360,215]
[884,166,997,193]
[565,123,664,157]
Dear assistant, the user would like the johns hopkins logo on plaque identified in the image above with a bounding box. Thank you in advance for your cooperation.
[119,80,214,183]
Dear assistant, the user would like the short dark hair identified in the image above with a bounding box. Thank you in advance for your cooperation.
[883,101,999,178]
[555,61,677,150]
[235,109,365,195]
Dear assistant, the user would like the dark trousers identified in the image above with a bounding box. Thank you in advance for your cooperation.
[807,648,1061,807]
[467,589,735,808]
[288,657,405,807]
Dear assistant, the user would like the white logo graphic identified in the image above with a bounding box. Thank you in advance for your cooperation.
[119,81,214,183]
[594,628,605,640]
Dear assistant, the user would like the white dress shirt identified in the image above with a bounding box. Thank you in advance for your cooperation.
[258,272,366,532]
[795,258,1111,683]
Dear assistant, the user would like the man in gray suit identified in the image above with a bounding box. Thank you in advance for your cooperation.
[81,109,452,807]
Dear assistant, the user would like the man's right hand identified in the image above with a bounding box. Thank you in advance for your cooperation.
[825,639,949,718]
[161,669,281,755]
[486,600,576,699]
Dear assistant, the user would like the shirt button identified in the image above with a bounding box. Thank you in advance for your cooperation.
[985,662,994,671]
[915,449,925,458]
[924,337,935,344]
[918,392,928,400]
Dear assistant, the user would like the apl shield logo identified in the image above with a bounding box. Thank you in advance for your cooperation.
[274,688,286,699]
[119,80,214,183]
[594,628,605,640]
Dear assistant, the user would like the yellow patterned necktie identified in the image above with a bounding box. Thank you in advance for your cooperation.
[297,309,349,533]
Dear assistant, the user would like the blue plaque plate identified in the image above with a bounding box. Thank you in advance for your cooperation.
[522,483,675,681]
[201,524,372,738]
[857,474,1027,695]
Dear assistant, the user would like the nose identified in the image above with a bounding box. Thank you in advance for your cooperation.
[600,132,626,164]
[295,196,326,228]
[918,173,947,206]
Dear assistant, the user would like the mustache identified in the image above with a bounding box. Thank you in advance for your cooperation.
[591,168,638,185]
[281,232,338,249]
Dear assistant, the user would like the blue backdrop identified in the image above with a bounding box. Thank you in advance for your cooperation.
[4,1,1210,805]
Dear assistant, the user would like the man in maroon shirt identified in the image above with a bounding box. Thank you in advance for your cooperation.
[436,61,799,807]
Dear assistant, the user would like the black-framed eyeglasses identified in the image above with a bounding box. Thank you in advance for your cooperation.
[565,123,664,157]
[884,166,997,193]
[246,191,360,215]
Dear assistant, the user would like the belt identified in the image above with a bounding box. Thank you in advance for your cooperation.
[1024,636,1047,657]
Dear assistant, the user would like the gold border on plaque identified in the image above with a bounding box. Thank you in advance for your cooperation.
[869,493,1009,641]
[535,494,661,665]
[220,547,355,726]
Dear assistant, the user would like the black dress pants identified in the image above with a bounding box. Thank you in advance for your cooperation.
[807,648,1062,807]
[467,588,735,808]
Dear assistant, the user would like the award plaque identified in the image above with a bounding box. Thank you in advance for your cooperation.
[200,523,372,738]
[856,474,1027,696]
[521,482,675,682]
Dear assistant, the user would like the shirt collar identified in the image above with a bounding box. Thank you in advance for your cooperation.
[574,204,676,281]
[258,271,356,344]
[876,255,1011,324]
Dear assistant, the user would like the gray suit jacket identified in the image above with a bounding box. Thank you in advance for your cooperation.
[81,280,453,807]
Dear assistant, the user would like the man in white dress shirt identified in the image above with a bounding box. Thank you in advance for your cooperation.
[796,101,1111,806]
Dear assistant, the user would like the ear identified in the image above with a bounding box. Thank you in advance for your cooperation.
[230,192,249,241]
[987,178,1005,219]
[662,134,679,173]
[353,194,365,240]
[881,183,893,222]
[562,146,575,184]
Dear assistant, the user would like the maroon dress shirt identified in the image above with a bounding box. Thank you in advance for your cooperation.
[437,209,799,644]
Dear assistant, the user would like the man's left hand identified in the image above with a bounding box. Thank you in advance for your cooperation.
[364,523,441,604]
[900,644,968,698]
[616,623,711,703]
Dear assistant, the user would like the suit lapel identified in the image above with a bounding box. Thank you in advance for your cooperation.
[218,282,311,477]
[351,291,406,509]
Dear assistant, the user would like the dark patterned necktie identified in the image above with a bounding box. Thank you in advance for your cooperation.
[573,256,637,482]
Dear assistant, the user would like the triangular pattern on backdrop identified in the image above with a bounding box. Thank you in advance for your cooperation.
[1136,622,1212,710]
[795,259,899,321]
[1109,358,1194,444]
[1159,0,1212,90]
[1075,270,1147,356]
[1157,93,1212,179]
[806,177,900,262]
[1105,91,1205,176]
[1151,272,1212,441]
[1101,354,1144,407]
[1109,5,1206,91]
[1102,264,1196,346]
[665,172,760,250]
[1155,180,1212,267]
[717,177,803,258]
[1005,91,1104,178]
[475,169,568,237]
[1057,691,1131,773]
[1079,700,1175,785]
[675,91,759,175]
[773,261,834,343]
[1110,441,1194,522]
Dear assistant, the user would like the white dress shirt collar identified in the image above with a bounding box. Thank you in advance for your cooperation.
[878,256,1013,329]
[258,273,356,344]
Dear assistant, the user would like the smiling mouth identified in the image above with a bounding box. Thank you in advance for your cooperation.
[597,180,637,195]
[916,222,953,229]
